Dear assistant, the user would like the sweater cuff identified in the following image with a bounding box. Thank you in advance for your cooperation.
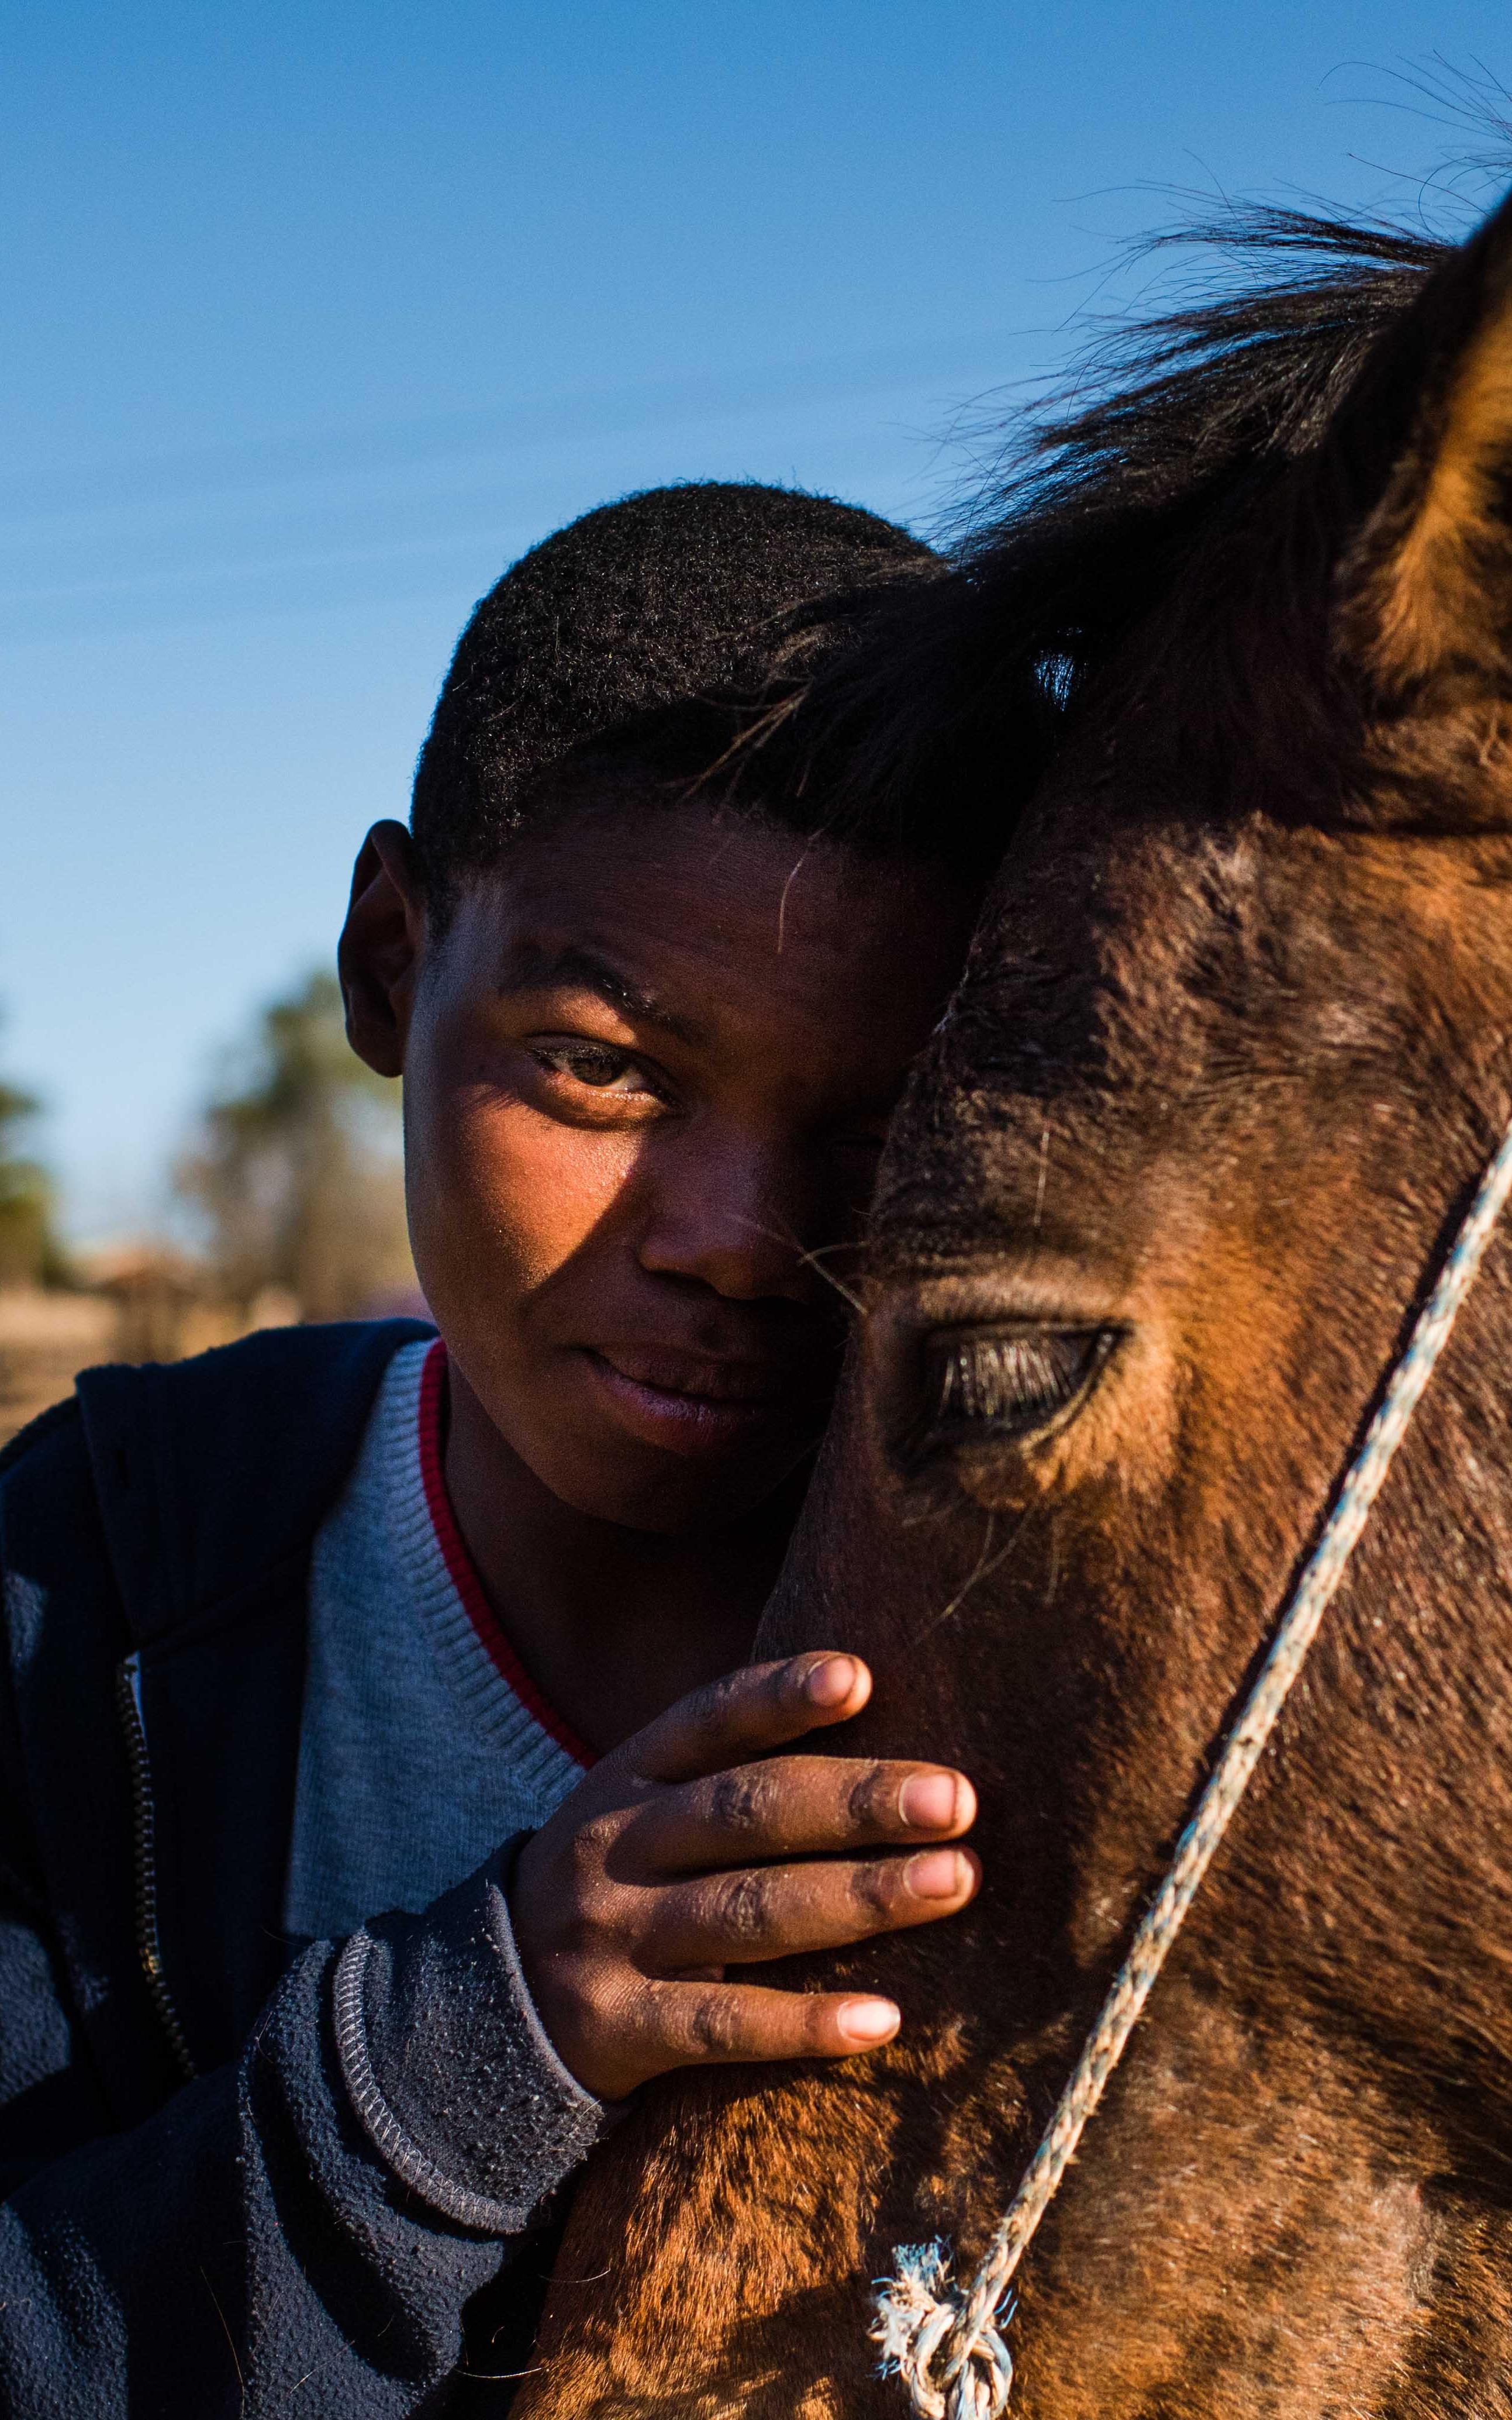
[332,1845,613,2233]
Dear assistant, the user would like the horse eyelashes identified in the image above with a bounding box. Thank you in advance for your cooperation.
[932,1330,1093,1428]
[918,1325,1115,1453]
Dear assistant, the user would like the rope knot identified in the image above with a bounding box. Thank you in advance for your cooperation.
[873,2242,1015,2420]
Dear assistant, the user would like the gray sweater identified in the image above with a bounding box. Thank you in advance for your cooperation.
[285,1336,611,2228]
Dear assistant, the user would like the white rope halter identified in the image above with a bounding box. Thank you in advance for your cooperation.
[875,1105,1512,2420]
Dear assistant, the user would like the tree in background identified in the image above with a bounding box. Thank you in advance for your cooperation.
[178,970,416,1322]
[0,1064,67,1290]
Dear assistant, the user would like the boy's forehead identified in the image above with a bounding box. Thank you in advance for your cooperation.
[454,801,870,963]
[436,799,957,1035]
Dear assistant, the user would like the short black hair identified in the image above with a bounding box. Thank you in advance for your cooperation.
[409,480,943,910]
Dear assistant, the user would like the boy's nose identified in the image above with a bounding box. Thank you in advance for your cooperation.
[636,1137,813,1302]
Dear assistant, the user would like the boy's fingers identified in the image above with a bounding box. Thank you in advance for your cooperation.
[641,1846,981,1970]
[629,1756,976,1871]
[627,1654,872,1786]
[641,1978,903,2071]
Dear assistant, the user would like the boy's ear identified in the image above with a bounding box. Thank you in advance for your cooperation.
[338,821,427,1078]
[1330,181,1512,706]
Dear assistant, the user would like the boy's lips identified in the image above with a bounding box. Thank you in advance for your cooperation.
[578,1344,819,1458]
[594,1343,795,1402]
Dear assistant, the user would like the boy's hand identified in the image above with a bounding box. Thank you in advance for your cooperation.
[509,1653,978,2101]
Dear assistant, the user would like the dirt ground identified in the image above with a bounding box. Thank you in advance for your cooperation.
[0,1290,115,1447]
[0,1285,269,1449]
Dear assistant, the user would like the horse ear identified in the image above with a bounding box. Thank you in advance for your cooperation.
[1331,183,1512,705]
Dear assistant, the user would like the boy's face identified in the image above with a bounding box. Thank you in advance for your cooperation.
[342,798,976,1533]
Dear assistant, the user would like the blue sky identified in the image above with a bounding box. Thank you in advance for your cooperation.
[4,2,1510,1233]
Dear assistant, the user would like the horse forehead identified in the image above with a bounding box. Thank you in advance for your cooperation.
[878,826,1511,1254]
[951,812,1490,1078]
[931,824,1283,1107]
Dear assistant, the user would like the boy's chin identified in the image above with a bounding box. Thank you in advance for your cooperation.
[538,1428,814,1537]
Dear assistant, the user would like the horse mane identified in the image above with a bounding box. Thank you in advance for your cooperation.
[798,202,1462,866]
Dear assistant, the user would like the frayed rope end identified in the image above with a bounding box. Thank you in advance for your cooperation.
[872,2241,1015,2420]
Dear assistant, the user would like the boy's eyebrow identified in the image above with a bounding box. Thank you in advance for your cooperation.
[501,943,706,1044]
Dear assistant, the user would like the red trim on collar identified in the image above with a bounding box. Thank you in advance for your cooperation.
[416,1340,595,1769]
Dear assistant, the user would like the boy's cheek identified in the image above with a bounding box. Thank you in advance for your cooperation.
[406,1083,645,1325]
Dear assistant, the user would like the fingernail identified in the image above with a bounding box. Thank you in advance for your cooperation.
[804,1655,857,1708]
[899,1773,958,1830]
[906,1849,968,1900]
[838,1998,900,2044]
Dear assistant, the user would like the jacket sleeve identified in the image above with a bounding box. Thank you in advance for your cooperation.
[0,1826,612,2418]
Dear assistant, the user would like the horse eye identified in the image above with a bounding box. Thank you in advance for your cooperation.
[911,1323,1117,1458]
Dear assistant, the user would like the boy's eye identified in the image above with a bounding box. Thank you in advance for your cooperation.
[528,1039,665,1099]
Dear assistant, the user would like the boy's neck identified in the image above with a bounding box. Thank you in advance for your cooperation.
[441,1360,800,1754]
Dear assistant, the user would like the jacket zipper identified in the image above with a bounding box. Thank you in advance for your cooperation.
[114,1652,198,2083]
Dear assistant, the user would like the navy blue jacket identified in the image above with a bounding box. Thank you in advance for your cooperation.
[0,1320,609,2416]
